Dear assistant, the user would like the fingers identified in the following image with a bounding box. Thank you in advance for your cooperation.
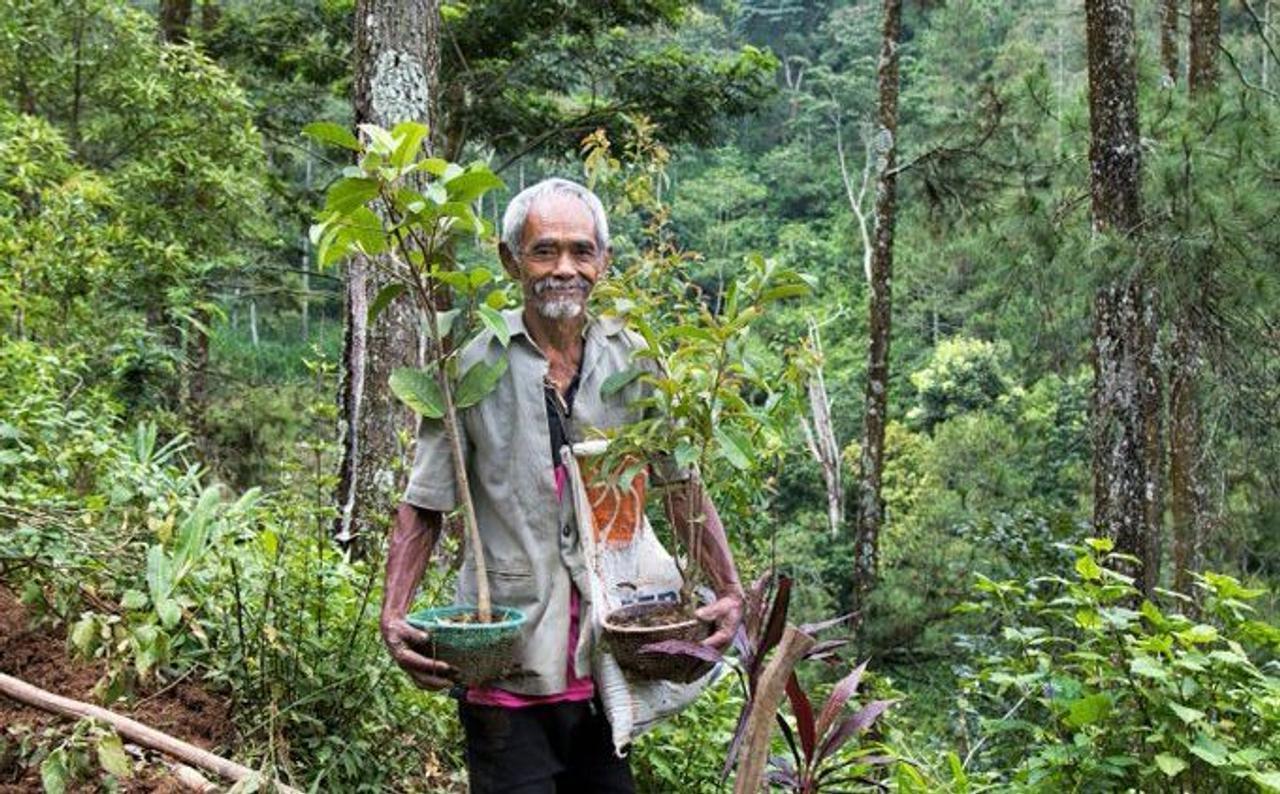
[383,618,456,689]
[395,647,454,675]
[407,669,454,691]
[703,625,734,650]
[698,595,743,650]
[696,596,742,623]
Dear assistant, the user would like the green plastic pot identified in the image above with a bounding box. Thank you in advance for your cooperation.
[407,605,527,686]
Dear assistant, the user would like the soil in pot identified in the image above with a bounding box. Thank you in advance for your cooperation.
[408,605,527,686]
[603,601,715,684]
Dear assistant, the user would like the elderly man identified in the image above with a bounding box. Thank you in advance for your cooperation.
[379,177,744,793]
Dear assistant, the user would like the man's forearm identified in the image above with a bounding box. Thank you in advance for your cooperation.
[381,502,443,621]
[664,482,744,599]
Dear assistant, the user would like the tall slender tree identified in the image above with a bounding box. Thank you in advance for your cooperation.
[1161,0,1180,86]
[1085,0,1161,595]
[1188,0,1221,93]
[1170,0,1220,595]
[158,0,192,44]
[852,0,902,616]
[336,0,440,544]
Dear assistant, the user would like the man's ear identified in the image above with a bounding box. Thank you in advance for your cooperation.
[499,242,521,280]
[600,245,613,276]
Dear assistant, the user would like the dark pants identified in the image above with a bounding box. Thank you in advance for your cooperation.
[457,698,635,794]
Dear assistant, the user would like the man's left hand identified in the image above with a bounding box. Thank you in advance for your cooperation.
[696,592,744,652]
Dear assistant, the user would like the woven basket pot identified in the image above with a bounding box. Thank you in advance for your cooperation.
[602,601,714,684]
[407,605,527,686]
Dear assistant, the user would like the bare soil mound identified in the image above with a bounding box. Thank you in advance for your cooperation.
[0,585,233,792]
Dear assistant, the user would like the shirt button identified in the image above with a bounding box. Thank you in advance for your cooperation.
[562,524,573,538]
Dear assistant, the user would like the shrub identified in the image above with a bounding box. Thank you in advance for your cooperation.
[960,539,1280,792]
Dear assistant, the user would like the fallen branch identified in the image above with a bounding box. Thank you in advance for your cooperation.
[733,625,817,794]
[0,672,302,794]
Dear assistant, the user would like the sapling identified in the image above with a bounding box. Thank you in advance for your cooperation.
[305,119,508,623]
[581,124,815,653]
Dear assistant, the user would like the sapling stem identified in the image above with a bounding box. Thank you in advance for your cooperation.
[381,192,493,623]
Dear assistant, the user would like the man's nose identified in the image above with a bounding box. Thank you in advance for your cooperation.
[553,247,578,276]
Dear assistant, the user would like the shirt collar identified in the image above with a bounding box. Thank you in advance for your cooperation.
[503,307,626,342]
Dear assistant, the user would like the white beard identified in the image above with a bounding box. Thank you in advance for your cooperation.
[531,275,590,320]
[536,298,584,320]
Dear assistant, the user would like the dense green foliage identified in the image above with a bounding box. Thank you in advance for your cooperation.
[1,0,1277,791]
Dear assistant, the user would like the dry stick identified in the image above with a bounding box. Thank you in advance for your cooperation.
[0,673,303,794]
[733,626,817,794]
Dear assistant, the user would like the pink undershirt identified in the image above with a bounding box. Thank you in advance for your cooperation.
[466,465,595,707]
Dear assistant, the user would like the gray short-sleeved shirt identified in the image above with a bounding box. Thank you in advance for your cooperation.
[402,308,682,695]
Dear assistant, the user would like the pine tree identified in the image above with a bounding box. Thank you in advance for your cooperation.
[1085,0,1162,595]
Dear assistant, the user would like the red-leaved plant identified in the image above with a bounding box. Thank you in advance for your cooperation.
[640,573,896,791]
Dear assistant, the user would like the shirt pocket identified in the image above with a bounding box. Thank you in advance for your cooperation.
[459,566,537,608]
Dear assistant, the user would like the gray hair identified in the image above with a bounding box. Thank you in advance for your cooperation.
[501,178,611,257]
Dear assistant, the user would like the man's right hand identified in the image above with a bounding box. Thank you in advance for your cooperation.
[381,616,456,691]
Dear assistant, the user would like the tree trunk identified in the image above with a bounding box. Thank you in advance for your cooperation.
[336,0,439,544]
[1189,0,1220,94]
[1170,0,1218,597]
[158,0,193,44]
[1085,0,1160,595]
[301,153,313,342]
[186,306,210,418]
[853,0,901,617]
[1169,317,1206,594]
[1161,0,1180,86]
[200,0,220,33]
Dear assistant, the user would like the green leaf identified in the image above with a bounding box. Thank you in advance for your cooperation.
[412,157,450,177]
[945,751,969,793]
[1176,624,1218,645]
[146,545,171,603]
[70,615,97,654]
[455,356,509,409]
[485,289,510,310]
[1063,692,1110,728]
[1250,771,1280,792]
[433,308,461,340]
[1085,537,1114,553]
[1129,654,1168,680]
[1188,734,1228,767]
[358,123,397,156]
[120,590,148,610]
[477,305,510,347]
[1153,753,1187,779]
[389,368,445,419]
[714,425,753,470]
[343,206,388,256]
[368,283,407,324]
[325,177,379,214]
[600,367,643,397]
[1074,554,1102,581]
[156,598,181,629]
[97,732,132,778]
[302,121,359,151]
[389,121,430,169]
[1169,702,1205,724]
[446,168,504,203]
[760,283,811,303]
[132,626,160,679]
[41,749,67,794]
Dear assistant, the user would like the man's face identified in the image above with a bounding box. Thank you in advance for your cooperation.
[501,193,609,321]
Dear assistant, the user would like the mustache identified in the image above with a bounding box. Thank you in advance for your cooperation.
[531,275,591,295]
